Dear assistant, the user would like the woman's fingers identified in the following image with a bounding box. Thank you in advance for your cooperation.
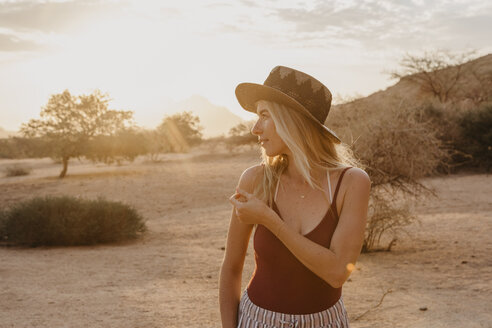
[229,193,247,207]
[230,191,248,203]
[229,190,253,222]
[235,188,252,200]
[228,195,240,206]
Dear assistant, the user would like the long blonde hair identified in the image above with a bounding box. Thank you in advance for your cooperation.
[253,100,361,207]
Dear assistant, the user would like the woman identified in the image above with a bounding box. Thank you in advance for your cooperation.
[219,66,371,328]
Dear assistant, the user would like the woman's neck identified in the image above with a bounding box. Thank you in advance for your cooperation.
[283,153,324,186]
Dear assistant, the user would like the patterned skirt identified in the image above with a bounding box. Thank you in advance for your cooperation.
[237,289,350,328]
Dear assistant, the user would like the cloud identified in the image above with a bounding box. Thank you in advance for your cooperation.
[0,0,133,56]
[238,0,258,7]
[0,0,127,33]
[0,32,45,51]
[159,6,182,18]
[237,0,279,7]
[272,1,416,35]
[215,23,243,34]
[240,0,491,52]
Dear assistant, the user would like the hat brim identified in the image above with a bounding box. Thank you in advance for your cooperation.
[235,82,341,144]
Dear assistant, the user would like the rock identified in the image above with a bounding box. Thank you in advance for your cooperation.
[461,260,468,264]
[419,306,428,311]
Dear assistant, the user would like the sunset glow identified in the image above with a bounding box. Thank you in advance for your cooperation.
[1,0,491,133]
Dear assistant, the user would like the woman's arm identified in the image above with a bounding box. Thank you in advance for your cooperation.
[219,165,261,328]
[232,167,371,288]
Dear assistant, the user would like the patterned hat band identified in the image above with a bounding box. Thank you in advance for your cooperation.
[235,65,341,144]
[263,66,332,124]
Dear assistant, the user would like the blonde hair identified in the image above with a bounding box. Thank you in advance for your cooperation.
[253,99,361,207]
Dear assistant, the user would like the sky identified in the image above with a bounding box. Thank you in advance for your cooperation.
[0,0,491,131]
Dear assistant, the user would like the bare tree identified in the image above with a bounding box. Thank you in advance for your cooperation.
[390,50,477,103]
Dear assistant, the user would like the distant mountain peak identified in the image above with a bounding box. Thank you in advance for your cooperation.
[168,95,244,138]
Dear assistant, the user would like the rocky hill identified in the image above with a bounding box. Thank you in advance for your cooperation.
[327,53,492,132]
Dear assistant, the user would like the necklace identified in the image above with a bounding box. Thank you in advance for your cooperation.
[299,187,312,199]
[278,174,315,200]
[291,180,311,199]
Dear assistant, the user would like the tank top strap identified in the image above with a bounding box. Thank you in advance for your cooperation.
[327,170,333,204]
[332,167,352,207]
[274,172,281,203]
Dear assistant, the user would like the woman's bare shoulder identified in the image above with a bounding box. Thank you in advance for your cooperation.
[345,167,370,184]
[237,164,264,193]
[334,167,371,217]
[342,167,371,194]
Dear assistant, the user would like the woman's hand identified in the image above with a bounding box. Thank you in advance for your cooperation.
[228,188,275,227]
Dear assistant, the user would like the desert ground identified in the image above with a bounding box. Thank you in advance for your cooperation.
[0,148,491,328]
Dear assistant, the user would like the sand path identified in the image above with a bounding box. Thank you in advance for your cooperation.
[1,151,491,327]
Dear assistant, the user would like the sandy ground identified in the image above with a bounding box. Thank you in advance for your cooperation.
[0,149,491,328]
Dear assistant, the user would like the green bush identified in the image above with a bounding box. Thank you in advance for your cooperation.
[414,102,492,172]
[458,104,492,170]
[0,196,147,247]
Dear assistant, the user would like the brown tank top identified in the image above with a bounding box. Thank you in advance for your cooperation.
[246,167,352,314]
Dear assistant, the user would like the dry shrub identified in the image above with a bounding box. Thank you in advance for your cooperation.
[199,123,258,154]
[200,136,228,154]
[4,164,32,177]
[224,135,258,153]
[331,96,446,251]
[350,99,446,191]
[363,191,417,252]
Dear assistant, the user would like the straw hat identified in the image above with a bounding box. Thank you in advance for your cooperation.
[235,65,341,144]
